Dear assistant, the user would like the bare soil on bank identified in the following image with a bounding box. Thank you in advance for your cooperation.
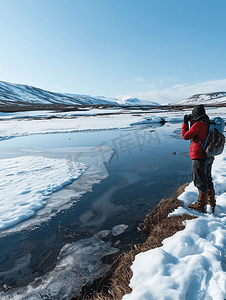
[75,183,196,300]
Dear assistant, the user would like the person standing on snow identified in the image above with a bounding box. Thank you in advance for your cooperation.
[182,104,216,213]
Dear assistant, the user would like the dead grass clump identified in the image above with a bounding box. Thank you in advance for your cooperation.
[140,182,189,237]
[76,183,196,300]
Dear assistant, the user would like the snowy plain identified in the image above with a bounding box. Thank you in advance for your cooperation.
[1,106,226,299]
[1,107,226,140]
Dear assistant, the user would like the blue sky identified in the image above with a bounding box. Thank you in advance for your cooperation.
[0,0,226,103]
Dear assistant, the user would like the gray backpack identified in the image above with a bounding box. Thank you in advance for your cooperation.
[199,117,225,157]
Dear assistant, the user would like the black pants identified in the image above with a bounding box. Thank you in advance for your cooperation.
[192,157,214,193]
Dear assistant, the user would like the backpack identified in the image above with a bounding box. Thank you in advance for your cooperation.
[199,117,225,157]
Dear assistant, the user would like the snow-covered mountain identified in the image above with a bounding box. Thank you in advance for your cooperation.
[175,92,226,106]
[0,81,119,108]
[120,98,160,106]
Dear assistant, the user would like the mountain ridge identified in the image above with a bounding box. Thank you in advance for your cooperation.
[0,80,120,107]
[175,92,226,106]
[1,80,226,110]
[120,97,160,106]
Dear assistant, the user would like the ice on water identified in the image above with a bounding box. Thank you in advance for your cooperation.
[111,224,129,236]
[0,233,118,300]
[0,140,119,299]
[0,155,86,230]
[0,144,115,237]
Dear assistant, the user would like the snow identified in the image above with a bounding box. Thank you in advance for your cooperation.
[0,107,188,140]
[0,156,86,230]
[0,145,114,237]
[0,80,162,107]
[130,116,165,125]
[0,80,119,106]
[1,107,226,141]
[175,92,226,106]
[123,149,226,300]
[2,80,226,110]
[0,108,124,120]
[0,112,166,139]
[120,97,160,106]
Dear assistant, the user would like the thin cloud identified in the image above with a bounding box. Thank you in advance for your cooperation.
[173,83,188,89]
[118,79,226,104]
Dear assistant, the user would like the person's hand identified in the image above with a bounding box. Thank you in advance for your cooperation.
[183,115,190,124]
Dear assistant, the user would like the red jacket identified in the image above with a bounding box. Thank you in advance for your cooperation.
[182,121,208,159]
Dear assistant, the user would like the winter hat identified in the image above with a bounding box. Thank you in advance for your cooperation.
[192,104,206,118]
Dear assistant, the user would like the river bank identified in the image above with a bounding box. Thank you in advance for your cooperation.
[75,142,226,299]
[75,183,196,300]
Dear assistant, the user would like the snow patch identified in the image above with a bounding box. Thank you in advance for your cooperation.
[0,156,86,230]
[130,116,165,126]
[121,98,160,106]
[0,145,114,237]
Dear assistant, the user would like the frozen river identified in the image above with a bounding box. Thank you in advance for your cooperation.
[0,122,191,299]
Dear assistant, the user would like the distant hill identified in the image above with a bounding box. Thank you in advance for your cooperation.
[120,97,160,106]
[4,80,225,111]
[0,80,119,109]
[175,92,226,106]
[0,81,162,111]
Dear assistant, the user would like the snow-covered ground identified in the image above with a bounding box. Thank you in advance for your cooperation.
[1,106,226,140]
[1,106,226,299]
[123,149,226,299]
[0,110,159,139]
[0,108,124,119]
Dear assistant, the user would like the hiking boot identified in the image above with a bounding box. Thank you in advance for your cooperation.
[207,189,216,213]
[188,190,208,213]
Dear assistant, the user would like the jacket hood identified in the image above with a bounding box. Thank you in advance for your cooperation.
[193,113,209,122]
[192,104,205,118]
[191,105,209,123]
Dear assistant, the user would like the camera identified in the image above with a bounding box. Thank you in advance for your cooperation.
[184,114,194,123]
[188,114,193,121]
